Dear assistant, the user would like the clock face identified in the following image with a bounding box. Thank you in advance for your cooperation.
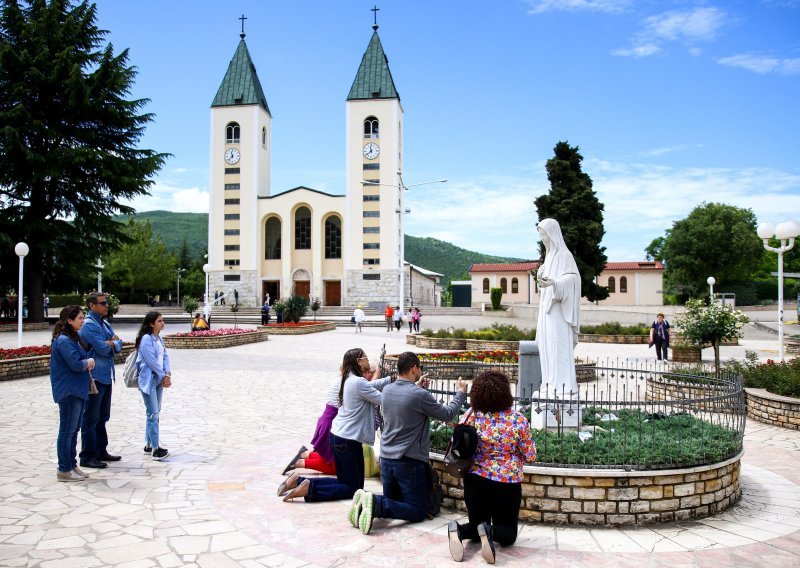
[224,148,241,165]
[362,142,380,160]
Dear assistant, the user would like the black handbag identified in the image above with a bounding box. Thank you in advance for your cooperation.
[443,409,478,478]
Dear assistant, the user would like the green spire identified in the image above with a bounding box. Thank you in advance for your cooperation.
[212,39,271,114]
[347,31,399,101]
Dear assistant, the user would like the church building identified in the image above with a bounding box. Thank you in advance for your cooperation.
[206,22,440,308]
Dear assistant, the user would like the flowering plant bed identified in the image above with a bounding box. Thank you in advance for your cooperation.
[173,328,255,338]
[257,321,335,335]
[419,350,519,363]
[0,345,51,360]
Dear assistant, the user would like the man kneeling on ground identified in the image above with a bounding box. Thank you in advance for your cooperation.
[348,351,467,534]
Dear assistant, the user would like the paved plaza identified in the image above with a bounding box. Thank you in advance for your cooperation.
[1,317,799,567]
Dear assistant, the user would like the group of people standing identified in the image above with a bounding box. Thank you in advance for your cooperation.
[277,348,535,564]
[381,304,421,332]
[49,293,174,482]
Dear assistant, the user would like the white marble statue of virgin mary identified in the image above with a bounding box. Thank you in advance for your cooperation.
[536,218,581,397]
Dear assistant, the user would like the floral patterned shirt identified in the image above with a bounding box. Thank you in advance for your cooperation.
[469,409,536,483]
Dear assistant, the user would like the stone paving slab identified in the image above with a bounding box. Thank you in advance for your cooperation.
[0,321,798,566]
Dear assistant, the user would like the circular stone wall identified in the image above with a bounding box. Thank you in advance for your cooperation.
[432,452,742,526]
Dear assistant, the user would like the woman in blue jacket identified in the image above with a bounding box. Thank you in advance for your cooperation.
[50,305,96,482]
[135,311,172,461]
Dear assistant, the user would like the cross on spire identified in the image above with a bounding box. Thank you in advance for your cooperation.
[239,14,247,38]
[371,5,380,30]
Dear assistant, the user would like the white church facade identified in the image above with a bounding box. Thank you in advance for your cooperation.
[206,24,439,308]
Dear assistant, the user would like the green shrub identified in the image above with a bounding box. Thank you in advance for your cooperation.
[421,323,536,342]
[182,297,199,317]
[282,295,309,323]
[490,287,502,310]
[729,351,800,398]
[580,322,649,335]
[48,294,83,307]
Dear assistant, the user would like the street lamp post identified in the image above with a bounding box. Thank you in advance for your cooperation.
[96,257,104,293]
[757,220,800,361]
[176,268,186,305]
[202,263,211,321]
[15,242,29,348]
[362,174,446,313]
[707,276,715,301]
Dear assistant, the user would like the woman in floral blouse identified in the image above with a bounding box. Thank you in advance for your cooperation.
[447,370,536,564]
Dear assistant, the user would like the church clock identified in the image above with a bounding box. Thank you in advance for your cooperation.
[362,142,379,160]
[224,148,241,164]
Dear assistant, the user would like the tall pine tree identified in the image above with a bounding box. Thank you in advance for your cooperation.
[535,141,609,302]
[0,0,167,321]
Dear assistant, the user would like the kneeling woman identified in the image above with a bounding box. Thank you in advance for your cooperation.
[278,348,388,501]
[136,311,173,461]
[447,370,537,564]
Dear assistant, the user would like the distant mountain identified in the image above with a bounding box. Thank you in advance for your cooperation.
[114,211,207,260]
[404,235,526,285]
[123,211,523,284]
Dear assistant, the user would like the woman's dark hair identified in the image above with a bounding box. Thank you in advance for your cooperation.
[135,311,163,349]
[469,370,513,413]
[52,305,88,349]
[339,347,366,406]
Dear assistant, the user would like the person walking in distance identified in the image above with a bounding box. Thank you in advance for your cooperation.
[79,292,122,469]
[650,313,671,361]
[353,305,366,333]
[384,304,394,332]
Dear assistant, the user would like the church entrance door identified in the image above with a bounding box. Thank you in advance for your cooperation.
[324,281,341,306]
[263,281,279,304]
[294,281,310,299]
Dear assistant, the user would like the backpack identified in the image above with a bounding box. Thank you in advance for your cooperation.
[123,350,140,388]
[426,462,444,519]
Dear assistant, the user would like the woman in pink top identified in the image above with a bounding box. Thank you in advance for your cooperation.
[447,370,536,564]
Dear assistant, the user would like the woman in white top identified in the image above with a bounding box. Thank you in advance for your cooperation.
[135,311,172,461]
[278,348,389,501]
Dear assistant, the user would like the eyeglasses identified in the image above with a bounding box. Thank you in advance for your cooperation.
[358,356,369,361]
[95,301,109,306]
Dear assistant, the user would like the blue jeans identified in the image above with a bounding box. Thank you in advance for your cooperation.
[141,382,164,449]
[303,434,364,502]
[375,457,429,522]
[80,381,112,461]
[57,396,86,472]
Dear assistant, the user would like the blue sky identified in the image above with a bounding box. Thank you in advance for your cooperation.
[93,0,800,261]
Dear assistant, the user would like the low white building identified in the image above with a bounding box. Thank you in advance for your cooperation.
[468,261,665,307]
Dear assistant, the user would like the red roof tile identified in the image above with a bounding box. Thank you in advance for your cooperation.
[604,261,664,271]
[469,262,540,273]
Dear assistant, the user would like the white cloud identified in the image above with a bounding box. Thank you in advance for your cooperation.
[613,7,727,58]
[404,160,800,262]
[525,0,630,15]
[127,182,209,213]
[640,144,703,157]
[717,54,800,75]
[611,44,661,58]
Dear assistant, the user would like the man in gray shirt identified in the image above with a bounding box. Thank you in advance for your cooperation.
[349,351,467,534]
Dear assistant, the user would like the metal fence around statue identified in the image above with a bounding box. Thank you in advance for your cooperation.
[379,357,746,471]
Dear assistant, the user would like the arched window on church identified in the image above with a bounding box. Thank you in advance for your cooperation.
[262,127,267,147]
[265,217,281,259]
[512,278,519,294]
[608,276,616,293]
[295,207,311,250]
[483,278,490,294]
[620,276,628,293]
[325,216,342,259]
[363,116,379,139]
[501,278,508,293]
[226,122,240,143]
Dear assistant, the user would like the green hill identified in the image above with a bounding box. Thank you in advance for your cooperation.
[125,211,523,284]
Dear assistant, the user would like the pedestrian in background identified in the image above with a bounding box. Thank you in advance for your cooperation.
[650,313,671,361]
[384,304,394,332]
[353,305,366,333]
[393,306,404,331]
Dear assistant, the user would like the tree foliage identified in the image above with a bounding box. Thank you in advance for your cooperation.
[676,298,749,371]
[0,0,167,320]
[535,142,608,302]
[490,287,503,310]
[660,203,764,298]
[104,219,176,294]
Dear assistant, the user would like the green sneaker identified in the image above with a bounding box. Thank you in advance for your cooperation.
[358,491,374,535]
[348,489,366,528]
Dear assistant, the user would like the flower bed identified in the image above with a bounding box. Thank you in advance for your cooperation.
[163,329,269,349]
[257,321,335,335]
[0,345,51,360]
[0,343,135,382]
[419,350,519,364]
